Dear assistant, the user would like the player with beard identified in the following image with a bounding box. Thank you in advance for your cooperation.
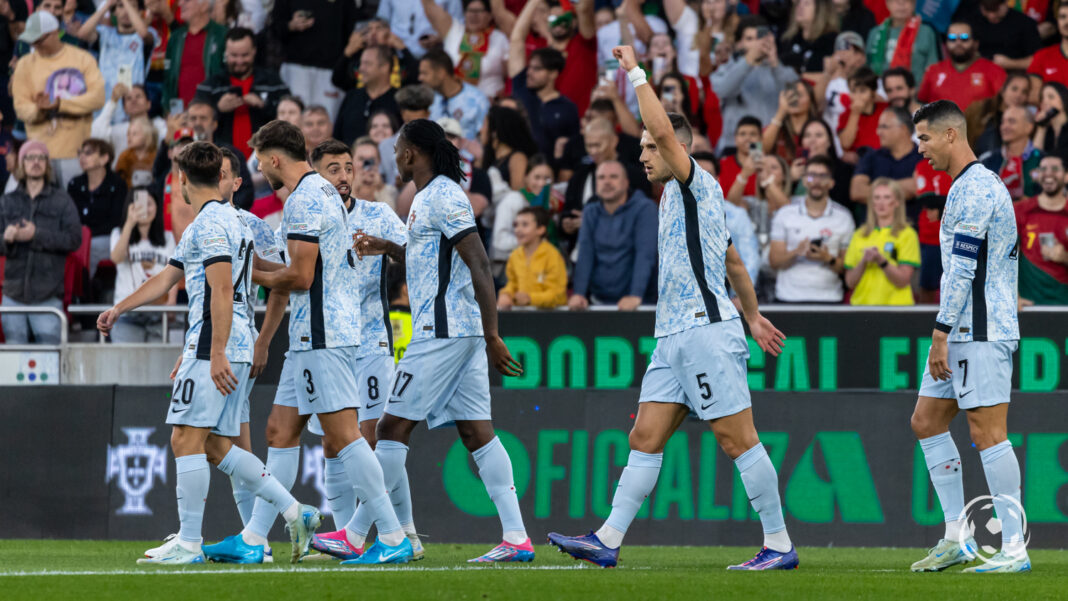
[547,46,795,570]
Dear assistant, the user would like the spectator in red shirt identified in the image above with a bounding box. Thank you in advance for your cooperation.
[913,158,951,303]
[838,66,885,152]
[1015,153,1068,305]
[722,115,763,209]
[162,0,225,112]
[1027,3,1068,94]
[509,0,597,116]
[917,22,1006,114]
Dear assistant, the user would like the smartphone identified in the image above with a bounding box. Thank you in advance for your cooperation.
[810,238,823,248]
[168,98,183,116]
[297,9,313,19]
[748,141,763,162]
[800,148,810,160]
[1040,232,1056,247]
[229,86,242,96]
[755,25,771,38]
[117,64,132,88]
[133,189,150,218]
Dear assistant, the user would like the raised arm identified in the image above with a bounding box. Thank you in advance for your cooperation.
[489,0,517,36]
[454,231,523,376]
[575,0,595,40]
[420,0,453,39]
[121,0,150,41]
[75,0,112,43]
[508,0,541,78]
[620,0,651,45]
[615,45,691,182]
[663,0,686,25]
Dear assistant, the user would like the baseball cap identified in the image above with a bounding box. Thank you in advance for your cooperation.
[834,31,865,52]
[18,11,59,45]
[437,117,464,139]
[171,128,195,146]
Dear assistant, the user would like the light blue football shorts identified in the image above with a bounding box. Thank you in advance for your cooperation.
[919,340,1017,409]
[384,337,491,430]
[166,358,252,437]
[638,319,752,421]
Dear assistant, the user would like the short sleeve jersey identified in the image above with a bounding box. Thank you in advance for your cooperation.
[169,200,254,362]
[936,162,1019,342]
[429,82,491,140]
[235,207,284,336]
[282,171,361,351]
[655,158,738,338]
[348,199,408,357]
[405,176,483,340]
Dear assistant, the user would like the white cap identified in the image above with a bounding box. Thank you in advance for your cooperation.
[436,117,464,139]
[19,11,60,45]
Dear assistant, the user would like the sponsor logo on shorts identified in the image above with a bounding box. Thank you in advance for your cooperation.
[959,389,973,399]
[365,402,381,410]
[106,428,168,516]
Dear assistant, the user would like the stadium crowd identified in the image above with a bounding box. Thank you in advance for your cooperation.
[4,0,1068,345]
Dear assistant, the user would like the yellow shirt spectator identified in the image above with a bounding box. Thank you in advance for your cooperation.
[845,228,920,304]
[500,240,567,308]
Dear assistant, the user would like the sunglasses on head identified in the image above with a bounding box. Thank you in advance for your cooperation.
[946,33,971,42]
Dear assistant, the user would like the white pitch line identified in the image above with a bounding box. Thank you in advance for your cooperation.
[0,565,598,577]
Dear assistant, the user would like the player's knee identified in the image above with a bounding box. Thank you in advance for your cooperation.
[265,414,298,448]
[627,428,663,454]
[359,421,378,450]
[910,410,937,438]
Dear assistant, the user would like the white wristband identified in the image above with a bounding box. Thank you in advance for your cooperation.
[627,66,648,88]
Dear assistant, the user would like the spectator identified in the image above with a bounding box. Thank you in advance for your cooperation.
[12,11,106,187]
[336,18,420,90]
[421,0,510,98]
[302,105,333,158]
[735,152,794,242]
[568,160,657,310]
[368,110,399,146]
[1028,3,1068,90]
[1015,154,1068,305]
[351,136,399,211]
[790,118,852,206]
[162,0,226,112]
[276,95,305,127]
[596,0,668,90]
[865,0,939,85]
[334,45,400,146]
[114,117,158,187]
[13,0,84,62]
[493,154,557,252]
[422,49,491,141]
[763,80,818,162]
[194,27,290,159]
[1033,82,1068,155]
[968,70,1032,153]
[844,177,919,305]
[912,159,951,304]
[815,30,868,140]
[380,84,435,187]
[710,15,799,152]
[973,0,1041,71]
[376,0,462,59]
[73,0,156,107]
[561,118,648,241]
[498,206,567,309]
[832,0,876,40]
[768,155,854,303]
[509,0,597,116]
[91,84,167,159]
[68,138,127,277]
[850,106,921,217]
[0,141,82,343]
[778,0,839,77]
[917,22,1006,113]
[838,66,886,153]
[980,105,1043,200]
[508,46,581,163]
[694,150,761,289]
[158,128,195,240]
[272,0,356,121]
[482,105,539,191]
[881,66,920,114]
[108,188,178,341]
[722,115,762,206]
[558,98,642,183]
[663,0,735,79]
[0,0,28,125]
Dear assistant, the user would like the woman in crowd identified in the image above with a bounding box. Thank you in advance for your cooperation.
[779,0,839,77]
[664,0,737,78]
[844,177,919,306]
[421,0,510,99]
[790,118,851,206]
[368,110,399,147]
[967,71,1031,153]
[115,117,158,188]
[729,151,793,243]
[481,105,539,191]
[108,188,177,342]
[763,80,818,163]
[1033,82,1068,156]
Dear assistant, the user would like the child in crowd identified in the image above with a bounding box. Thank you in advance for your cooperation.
[114,117,158,187]
[498,207,567,310]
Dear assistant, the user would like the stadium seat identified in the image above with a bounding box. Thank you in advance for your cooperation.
[63,226,92,312]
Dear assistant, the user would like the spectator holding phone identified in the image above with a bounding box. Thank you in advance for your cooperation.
[763,80,818,163]
[723,116,764,208]
[272,0,356,121]
[790,118,851,207]
[108,188,177,342]
[73,0,157,107]
[844,178,919,305]
[351,136,398,211]
[709,15,798,152]
[0,141,83,344]
[194,28,290,159]
[68,138,127,277]
[1015,154,1068,306]
[768,155,854,303]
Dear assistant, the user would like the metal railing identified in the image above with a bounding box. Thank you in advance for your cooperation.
[0,305,69,345]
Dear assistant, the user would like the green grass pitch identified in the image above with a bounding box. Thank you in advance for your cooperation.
[0,540,1064,600]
